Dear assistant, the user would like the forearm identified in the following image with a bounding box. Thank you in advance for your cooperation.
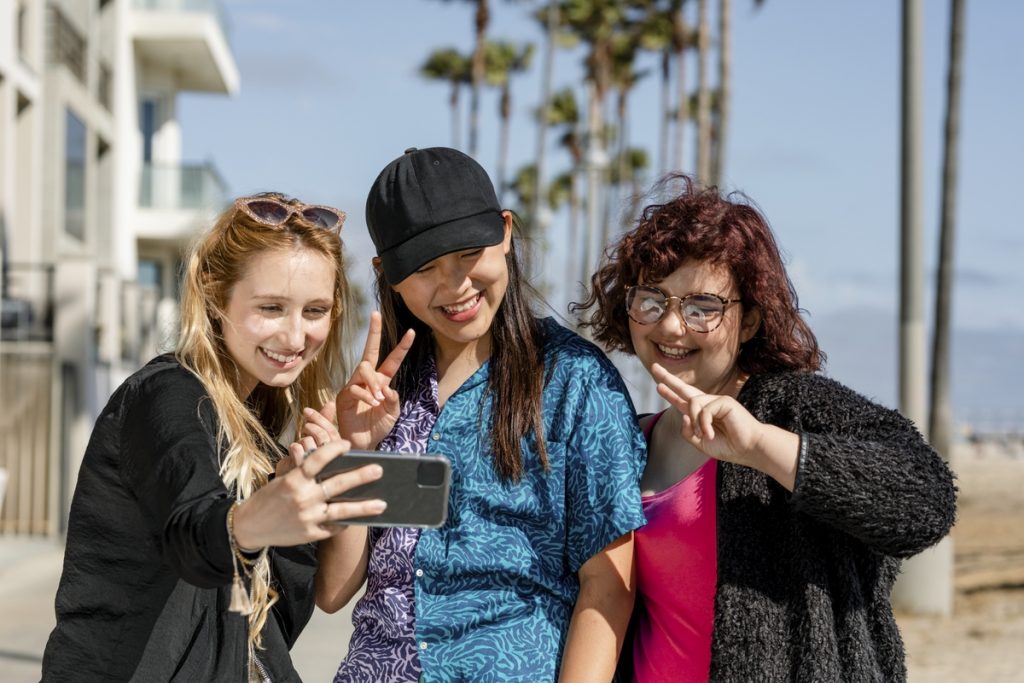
[559,534,635,682]
[315,525,370,613]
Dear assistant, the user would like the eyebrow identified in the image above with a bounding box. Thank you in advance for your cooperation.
[250,294,333,306]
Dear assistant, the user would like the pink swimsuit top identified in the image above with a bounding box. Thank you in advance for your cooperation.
[632,410,717,683]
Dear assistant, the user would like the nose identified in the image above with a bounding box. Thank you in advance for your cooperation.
[437,255,472,293]
[282,312,306,349]
[657,299,689,335]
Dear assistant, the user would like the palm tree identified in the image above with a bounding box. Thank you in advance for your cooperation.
[484,40,536,204]
[608,30,648,239]
[609,146,651,222]
[545,86,584,294]
[530,1,562,246]
[434,0,491,157]
[710,0,730,186]
[555,0,635,285]
[669,0,691,172]
[420,47,471,149]
[634,6,674,175]
[694,0,711,183]
[929,0,965,464]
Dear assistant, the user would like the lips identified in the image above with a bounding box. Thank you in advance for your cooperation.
[656,343,695,360]
[440,292,481,314]
[438,292,483,322]
[260,347,300,364]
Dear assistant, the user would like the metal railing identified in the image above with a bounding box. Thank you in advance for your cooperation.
[0,345,54,535]
[1,263,55,342]
[139,162,227,211]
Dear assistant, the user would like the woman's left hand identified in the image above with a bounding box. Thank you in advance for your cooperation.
[652,364,800,489]
[278,404,343,478]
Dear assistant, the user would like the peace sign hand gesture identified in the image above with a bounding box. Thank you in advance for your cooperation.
[335,311,415,450]
[651,363,800,490]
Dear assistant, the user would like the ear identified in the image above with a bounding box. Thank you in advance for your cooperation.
[739,305,762,344]
[371,256,382,270]
[500,211,514,255]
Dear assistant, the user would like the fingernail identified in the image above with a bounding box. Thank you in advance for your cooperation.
[369,465,384,477]
[368,500,387,513]
[375,390,385,401]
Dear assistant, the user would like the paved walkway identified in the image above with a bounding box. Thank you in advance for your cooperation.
[0,537,357,682]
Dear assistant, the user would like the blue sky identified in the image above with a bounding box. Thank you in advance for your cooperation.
[181,1,1023,422]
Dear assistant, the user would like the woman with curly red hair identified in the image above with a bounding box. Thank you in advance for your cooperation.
[575,176,956,682]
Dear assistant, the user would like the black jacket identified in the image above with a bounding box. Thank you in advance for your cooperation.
[622,371,957,682]
[42,355,317,682]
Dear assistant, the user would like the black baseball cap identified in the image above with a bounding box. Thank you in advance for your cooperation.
[365,147,505,284]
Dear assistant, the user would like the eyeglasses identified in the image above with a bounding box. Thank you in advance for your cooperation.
[235,196,346,232]
[625,285,741,333]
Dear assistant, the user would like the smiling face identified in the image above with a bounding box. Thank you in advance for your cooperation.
[220,246,336,398]
[629,258,761,397]
[391,215,513,361]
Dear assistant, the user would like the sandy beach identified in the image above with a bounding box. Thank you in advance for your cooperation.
[899,441,1024,682]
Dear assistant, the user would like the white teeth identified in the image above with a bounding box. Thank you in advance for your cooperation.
[657,344,693,359]
[442,293,480,314]
[263,348,298,363]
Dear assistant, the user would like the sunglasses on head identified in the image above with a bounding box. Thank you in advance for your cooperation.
[235,196,346,232]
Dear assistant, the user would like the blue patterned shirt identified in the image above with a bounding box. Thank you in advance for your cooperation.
[336,318,646,682]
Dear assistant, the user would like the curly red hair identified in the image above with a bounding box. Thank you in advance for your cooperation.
[574,175,823,375]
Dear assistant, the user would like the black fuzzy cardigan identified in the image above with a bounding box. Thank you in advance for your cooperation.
[705,371,956,682]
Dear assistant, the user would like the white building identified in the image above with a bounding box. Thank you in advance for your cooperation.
[0,0,238,536]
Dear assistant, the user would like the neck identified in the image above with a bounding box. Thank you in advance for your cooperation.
[433,332,492,381]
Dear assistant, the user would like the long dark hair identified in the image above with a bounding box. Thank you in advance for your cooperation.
[575,175,823,374]
[376,216,549,481]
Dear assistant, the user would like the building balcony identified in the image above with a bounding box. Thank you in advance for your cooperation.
[136,162,228,241]
[130,0,239,95]
[1,263,55,343]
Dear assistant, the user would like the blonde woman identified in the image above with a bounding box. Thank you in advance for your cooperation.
[42,195,392,682]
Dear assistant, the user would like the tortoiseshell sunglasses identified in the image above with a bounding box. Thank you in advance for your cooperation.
[234,196,346,232]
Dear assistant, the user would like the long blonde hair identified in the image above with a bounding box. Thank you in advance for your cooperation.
[176,194,350,648]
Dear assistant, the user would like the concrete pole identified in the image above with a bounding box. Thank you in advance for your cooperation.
[891,0,954,617]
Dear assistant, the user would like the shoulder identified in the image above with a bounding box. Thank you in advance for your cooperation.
[538,317,620,376]
[740,370,907,429]
[742,370,882,405]
[118,354,214,426]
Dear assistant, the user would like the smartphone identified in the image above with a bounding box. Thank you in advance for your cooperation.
[316,450,451,528]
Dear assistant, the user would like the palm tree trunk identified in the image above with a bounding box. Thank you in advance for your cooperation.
[695,0,711,184]
[468,0,490,157]
[711,0,731,186]
[568,172,581,302]
[672,9,687,173]
[531,1,559,239]
[497,86,511,204]
[450,84,462,149]
[929,0,965,463]
[659,50,670,176]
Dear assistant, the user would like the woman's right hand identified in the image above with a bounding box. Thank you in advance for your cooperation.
[232,440,387,549]
[335,311,415,450]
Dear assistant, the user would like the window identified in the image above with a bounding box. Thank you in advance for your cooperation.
[65,109,87,240]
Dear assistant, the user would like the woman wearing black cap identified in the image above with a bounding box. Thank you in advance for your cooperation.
[315,147,647,682]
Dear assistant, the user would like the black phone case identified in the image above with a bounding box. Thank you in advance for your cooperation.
[316,450,451,528]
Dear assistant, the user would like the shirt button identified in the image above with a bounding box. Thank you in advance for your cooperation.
[420,641,428,650]
[415,569,424,577]
[431,432,441,441]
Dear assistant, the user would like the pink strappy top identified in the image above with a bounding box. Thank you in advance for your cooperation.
[632,410,717,683]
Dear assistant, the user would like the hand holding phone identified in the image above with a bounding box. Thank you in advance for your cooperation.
[316,450,451,528]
